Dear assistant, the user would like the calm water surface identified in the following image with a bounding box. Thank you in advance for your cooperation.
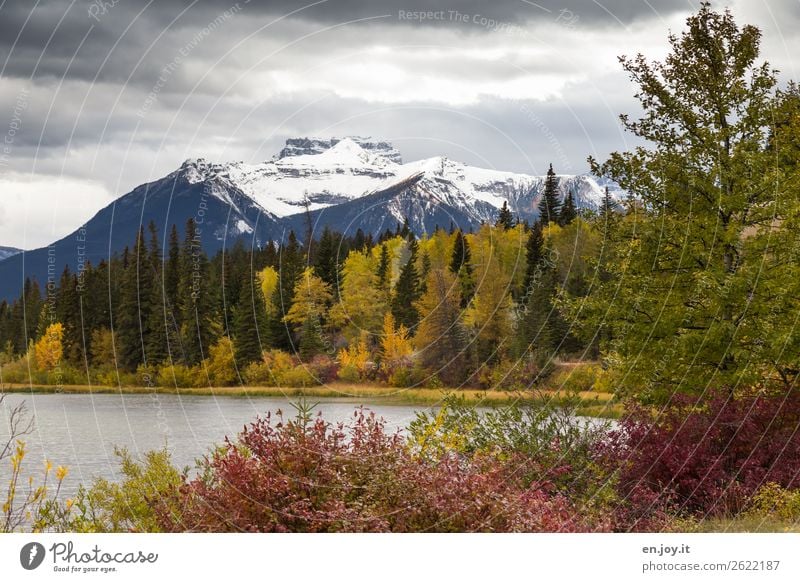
[0,393,436,495]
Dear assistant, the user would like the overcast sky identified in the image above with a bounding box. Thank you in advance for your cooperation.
[1,0,799,249]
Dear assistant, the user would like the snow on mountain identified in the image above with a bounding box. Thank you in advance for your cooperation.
[179,137,625,226]
[277,137,402,164]
[0,246,22,262]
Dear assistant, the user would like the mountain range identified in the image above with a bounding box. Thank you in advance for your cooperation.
[0,137,624,300]
[0,246,21,262]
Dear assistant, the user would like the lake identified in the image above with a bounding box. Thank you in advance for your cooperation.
[0,393,438,496]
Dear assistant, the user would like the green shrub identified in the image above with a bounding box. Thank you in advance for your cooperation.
[337,363,361,383]
[242,361,276,385]
[747,483,800,521]
[157,364,201,388]
[37,448,184,533]
[551,363,602,393]
[278,366,319,387]
[388,366,419,388]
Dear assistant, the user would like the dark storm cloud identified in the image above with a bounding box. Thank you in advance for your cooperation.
[0,0,691,81]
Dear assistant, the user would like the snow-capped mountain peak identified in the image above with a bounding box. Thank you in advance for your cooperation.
[176,138,625,229]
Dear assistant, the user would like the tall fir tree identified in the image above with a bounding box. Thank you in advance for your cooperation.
[314,226,340,294]
[55,266,84,365]
[496,201,515,230]
[232,267,269,368]
[558,191,577,225]
[538,163,561,226]
[573,4,789,398]
[376,243,391,292]
[391,238,422,330]
[522,221,545,295]
[177,218,217,365]
[268,230,303,349]
[144,221,168,365]
[449,229,474,308]
[115,227,149,371]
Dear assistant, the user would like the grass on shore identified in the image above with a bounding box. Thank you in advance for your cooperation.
[690,516,800,533]
[0,381,623,417]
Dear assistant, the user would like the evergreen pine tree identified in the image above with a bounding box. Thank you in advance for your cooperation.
[232,267,269,368]
[558,191,577,225]
[177,218,216,365]
[538,163,561,226]
[115,227,149,371]
[448,229,471,275]
[55,266,84,365]
[298,314,325,361]
[268,231,302,349]
[314,227,340,293]
[391,238,421,330]
[522,221,545,295]
[597,186,619,229]
[376,243,391,291]
[496,200,515,230]
[145,221,168,365]
[449,229,475,308]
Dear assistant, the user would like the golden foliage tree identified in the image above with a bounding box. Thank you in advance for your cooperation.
[34,323,64,372]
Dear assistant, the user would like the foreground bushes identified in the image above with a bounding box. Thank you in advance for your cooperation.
[154,407,601,532]
[604,388,800,521]
[7,387,800,532]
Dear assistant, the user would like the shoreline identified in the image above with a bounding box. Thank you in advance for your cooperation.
[0,382,622,417]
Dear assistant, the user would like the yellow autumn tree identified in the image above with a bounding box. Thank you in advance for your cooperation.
[258,266,279,317]
[284,267,333,326]
[330,250,386,343]
[379,312,413,369]
[204,336,237,386]
[337,332,373,381]
[34,323,64,372]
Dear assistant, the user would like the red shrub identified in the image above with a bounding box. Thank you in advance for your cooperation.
[603,388,800,522]
[155,409,607,532]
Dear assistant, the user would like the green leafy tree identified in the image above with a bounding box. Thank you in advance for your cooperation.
[572,3,787,399]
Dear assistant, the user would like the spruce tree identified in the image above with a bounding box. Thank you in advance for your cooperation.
[145,221,168,365]
[597,186,619,228]
[268,231,303,349]
[298,314,325,361]
[448,229,469,274]
[538,163,561,226]
[55,266,84,365]
[376,243,391,291]
[177,218,216,365]
[496,201,515,230]
[522,221,545,295]
[314,227,340,294]
[449,229,475,308]
[232,267,269,368]
[115,227,148,371]
[558,191,577,225]
[391,238,421,330]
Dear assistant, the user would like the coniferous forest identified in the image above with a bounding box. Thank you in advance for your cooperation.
[0,197,597,393]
